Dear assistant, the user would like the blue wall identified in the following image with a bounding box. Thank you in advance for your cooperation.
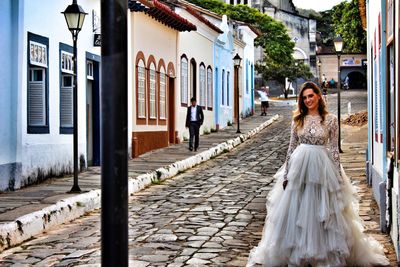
[214,36,234,128]
[0,0,20,189]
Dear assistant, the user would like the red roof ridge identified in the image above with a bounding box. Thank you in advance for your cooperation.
[132,0,196,32]
[185,6,223,34]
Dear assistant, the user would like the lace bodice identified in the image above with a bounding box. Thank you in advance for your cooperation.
[284,113,340,180]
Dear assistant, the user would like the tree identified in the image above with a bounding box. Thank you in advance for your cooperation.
[186,0,295,72]
[331,0,366,53]
[256,59,312,98]
[316,10,335,46]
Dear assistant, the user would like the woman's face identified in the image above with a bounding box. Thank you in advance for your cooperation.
[302,88,320,112]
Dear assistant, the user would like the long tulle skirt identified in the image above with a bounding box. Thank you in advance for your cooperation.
[247,144,389,267]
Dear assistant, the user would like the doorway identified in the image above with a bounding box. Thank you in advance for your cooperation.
[86,55,101,166]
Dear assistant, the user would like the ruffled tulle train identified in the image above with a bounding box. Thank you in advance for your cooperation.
[247,144,389,267]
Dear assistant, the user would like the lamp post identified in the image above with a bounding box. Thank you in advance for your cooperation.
[62,0,87,193]
[233,53,242,134]
[294,61,298,101]
[333,35,344,153]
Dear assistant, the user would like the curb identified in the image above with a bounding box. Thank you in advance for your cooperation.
[0,114,279,252]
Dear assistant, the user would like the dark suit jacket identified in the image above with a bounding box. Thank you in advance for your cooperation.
[185,106,204,127]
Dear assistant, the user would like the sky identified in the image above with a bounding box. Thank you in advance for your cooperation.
[292,0,347,11]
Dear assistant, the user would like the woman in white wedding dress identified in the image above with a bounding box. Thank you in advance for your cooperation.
[247,81,389,267]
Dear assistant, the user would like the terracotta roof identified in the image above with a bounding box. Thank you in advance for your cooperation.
[185,6,223,33]
[129,0,196,32]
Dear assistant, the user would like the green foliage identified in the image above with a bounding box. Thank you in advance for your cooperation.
[332,0,366,53]
[256,59,312,98]
[297,8,322,19]
[186,0,295,67]
[317,10,335,45]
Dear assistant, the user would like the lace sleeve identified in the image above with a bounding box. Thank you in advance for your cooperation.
[284,121,299,180]
[328,115,341,171]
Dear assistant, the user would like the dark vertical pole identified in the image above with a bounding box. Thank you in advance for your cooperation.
[70,34,81,193]
[101,0,128,266]
[236,66,241,134]
[337,54,343,153]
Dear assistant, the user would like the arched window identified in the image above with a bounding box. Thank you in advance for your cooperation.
[180,56,188,105]
[207,67,213,110]
[149,63,156,119]
[137,59,146,118]
[159,66,166,119]
[199,63,206,107]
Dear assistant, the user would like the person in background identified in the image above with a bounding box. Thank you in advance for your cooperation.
[258,87,269,116]
[185,97,204,152]
[329,78,335,89]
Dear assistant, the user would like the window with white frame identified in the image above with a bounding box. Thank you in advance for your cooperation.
[28,68,46,126]
[137,60,146,118]
[60,75,73,128]
[60,43,74,133]
[149,63,157,119]
[87,60,94,80]
[181,56,188,105]
[61,51,74,74]
[159,68,166,119]
[199,64,206,107]
[28,32,49,133]
[207,67,213,109]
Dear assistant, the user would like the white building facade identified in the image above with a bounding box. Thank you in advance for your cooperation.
[0,0,101,191]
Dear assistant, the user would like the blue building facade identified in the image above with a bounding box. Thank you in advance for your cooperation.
[0,0,21,190]
[213,15,234,129]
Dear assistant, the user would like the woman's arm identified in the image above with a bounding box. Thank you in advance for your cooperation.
[328,115,341,170]
[328,115,343,184]
[283,121,299,181]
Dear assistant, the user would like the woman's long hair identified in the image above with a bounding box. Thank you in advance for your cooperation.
[293,81,328,128]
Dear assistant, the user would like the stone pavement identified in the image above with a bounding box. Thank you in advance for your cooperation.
[0,106,292,267]
[0,90,396,266]
[341,124,397,264]
[0,106,280,252]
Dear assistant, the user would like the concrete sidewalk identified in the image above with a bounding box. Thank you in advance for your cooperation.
[341,123,397,264]
[0,107,281,252]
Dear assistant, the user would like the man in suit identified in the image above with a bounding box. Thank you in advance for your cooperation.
[185,97,204,151]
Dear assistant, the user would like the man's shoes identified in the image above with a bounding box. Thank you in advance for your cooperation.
[194,148,198,152]
[189,147,193,151]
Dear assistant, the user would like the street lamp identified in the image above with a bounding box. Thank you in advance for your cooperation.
[62,0,87,193]
[334,34,344,153]
[233,53,242,134]
[294,61,298,101]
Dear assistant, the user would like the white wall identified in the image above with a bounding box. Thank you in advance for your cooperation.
[17,0,100,188]
[240,26,256,116]
[176,9,217,141]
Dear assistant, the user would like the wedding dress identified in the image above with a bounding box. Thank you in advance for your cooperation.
[247,114,389,267]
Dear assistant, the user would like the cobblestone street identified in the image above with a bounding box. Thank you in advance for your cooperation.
[0,106,292,267]
[0,91,396,266]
